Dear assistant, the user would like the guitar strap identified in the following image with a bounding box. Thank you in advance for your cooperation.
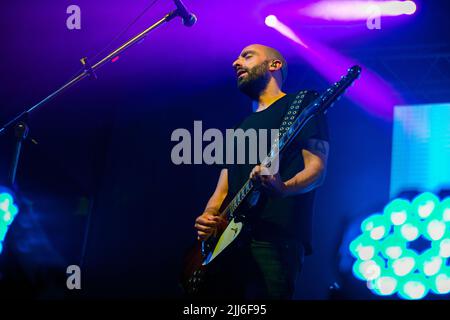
[278,90,319,139]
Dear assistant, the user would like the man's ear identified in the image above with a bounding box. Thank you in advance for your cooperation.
[269,60,282,71]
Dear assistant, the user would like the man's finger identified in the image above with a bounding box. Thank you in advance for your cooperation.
[196,217,219,227]
[197,231,211,240]
[195,223,213,232]
[250,165,262,179]
[210,216,224,222]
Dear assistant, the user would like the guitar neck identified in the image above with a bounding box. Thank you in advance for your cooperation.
[220,179,253,220]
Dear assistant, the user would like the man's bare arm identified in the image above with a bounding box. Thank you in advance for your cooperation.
[195,169,228,240]
[203,169,228,213]
[283,139,329,195]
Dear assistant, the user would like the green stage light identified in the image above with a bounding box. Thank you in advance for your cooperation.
[430,267,450,295]
[390,250,418,277]
[440,198,450,222]
[398,274,429,300]
[352,257,384,282]
[384,199,410,226]
[380,235,407,260]
[350,192,450,300]
[0,188,20,254]
[412,192,439,220]
[418,248,443,277]
[361,214,391,241]
[350,234,380,261]
[399,223,420,241]
[436,237,450,258]
[426,219,446,241]
[370,270,399,296]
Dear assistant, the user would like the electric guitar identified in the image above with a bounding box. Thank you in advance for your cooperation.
[181,65,362,295]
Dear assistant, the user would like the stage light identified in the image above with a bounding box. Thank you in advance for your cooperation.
[391,252,417,277]
[398,275,428,300]
[350,235,380,261]
[0,188,20,254]
[353,258,383,281]
[400,223,419,241]
[361,214,391,241]
[444,208,450,221]
[384,198,410,225]
[380,235,406,260]
[413,192,439,220]
[426,220,446,241]
[372,273,398,296]
[440,198,450,222]
[401,1,417,15]
[263,11,403,119]
[265,15,278,28]
[421,255,443,277]
[350,192,450,299]
[301,1,417,21]
[438,239,450,258]
[385,246,402,259]
[264,15,308,48]
[432,269,450,295]
[391,105,450,198]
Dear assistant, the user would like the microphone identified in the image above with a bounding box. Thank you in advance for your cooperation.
[173,0,197,27]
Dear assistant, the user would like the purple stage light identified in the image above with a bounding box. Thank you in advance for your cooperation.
[266,17,403,119]
[265,15,308,48]
[301,40,402,119]
[301,0,416,21]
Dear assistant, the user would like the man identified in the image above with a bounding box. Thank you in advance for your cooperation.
[194,44,330,299]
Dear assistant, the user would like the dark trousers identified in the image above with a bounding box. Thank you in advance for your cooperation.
[198,237,305,300]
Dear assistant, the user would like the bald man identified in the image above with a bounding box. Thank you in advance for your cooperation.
[193,44,330,299]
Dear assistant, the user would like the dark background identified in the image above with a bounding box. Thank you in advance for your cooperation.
[0,0,450,299]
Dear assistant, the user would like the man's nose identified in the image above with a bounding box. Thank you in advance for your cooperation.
[232,58,242,70]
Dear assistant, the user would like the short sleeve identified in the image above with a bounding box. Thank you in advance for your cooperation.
[297,90,330,144]
[300,112,329,142]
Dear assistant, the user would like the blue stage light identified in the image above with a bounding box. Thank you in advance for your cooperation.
[391,104,450,198]
[350,192,450,299]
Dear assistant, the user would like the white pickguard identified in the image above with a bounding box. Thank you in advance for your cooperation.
[202,219,243,265]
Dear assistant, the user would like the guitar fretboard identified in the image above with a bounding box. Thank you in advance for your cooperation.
[223,179,253,219]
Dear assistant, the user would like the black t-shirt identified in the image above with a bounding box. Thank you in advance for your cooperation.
[225,91,329,255]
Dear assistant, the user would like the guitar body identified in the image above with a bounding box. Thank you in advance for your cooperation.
[180,240,206,295]
[180,214,246,295]
[180,184,258,296]
[203,219,244,265]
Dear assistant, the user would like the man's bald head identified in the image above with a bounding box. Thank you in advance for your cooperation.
[232,44,289,97]
[241,44,288,84]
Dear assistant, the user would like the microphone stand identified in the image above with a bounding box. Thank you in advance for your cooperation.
[0,8,183,190]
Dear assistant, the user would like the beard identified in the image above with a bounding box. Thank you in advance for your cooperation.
[237,60,271,98]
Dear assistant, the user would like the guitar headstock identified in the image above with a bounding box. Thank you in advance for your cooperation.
[318,65,362,114]
[346,65,362,80]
